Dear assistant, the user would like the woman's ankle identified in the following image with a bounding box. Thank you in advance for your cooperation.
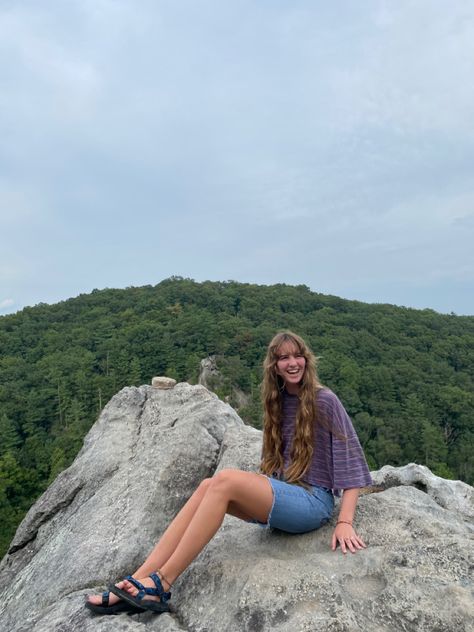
[157,569,173,591]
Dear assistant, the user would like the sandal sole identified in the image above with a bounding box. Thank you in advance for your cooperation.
[109,585,170,613]
[85,600,141,615]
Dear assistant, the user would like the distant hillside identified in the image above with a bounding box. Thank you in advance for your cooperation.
[1,277,473,557]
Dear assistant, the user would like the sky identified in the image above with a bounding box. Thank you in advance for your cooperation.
[1,0,474,317]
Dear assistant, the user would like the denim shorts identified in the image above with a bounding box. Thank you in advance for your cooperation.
[252,476,334,534]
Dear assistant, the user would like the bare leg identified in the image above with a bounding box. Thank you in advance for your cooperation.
[88,471,272,605]
[87,477,215,605]
[132,478,214,578]
[122,469,273,598]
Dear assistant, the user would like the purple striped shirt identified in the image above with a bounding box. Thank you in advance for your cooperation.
[280,388,373,494]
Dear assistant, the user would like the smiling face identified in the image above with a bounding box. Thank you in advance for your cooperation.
[275,342,306,394]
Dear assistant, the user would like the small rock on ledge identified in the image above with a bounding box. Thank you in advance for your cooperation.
[152,376,177,389]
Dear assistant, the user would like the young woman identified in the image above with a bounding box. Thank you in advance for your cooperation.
[86,331,372,615]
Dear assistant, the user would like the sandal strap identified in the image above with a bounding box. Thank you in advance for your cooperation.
[123,575,149,600]
[122,573,171,604]
[150,572,171,603]
[101,591,110,607]
[124,575,145,592]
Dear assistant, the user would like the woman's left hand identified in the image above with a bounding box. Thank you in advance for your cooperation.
[331,522,367,554]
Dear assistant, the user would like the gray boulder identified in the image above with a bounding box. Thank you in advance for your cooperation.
[0,383,473,632]
[371,462,474,521]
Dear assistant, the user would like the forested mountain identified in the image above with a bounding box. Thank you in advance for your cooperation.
[1,277,473,557]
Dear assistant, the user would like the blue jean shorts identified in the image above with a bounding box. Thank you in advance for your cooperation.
[252,476,334,534]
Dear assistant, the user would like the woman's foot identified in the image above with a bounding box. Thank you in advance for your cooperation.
[87,585,122,607]
[85,584,144,615]
[108,572,172,613]
[122,573,171,602]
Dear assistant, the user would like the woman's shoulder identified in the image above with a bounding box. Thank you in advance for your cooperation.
[316,388,348,422]
[316,387,339,407]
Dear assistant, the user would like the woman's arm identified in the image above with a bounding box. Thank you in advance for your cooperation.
[331,487,367,554]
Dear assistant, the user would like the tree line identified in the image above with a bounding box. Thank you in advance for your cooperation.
[0,277,473,557]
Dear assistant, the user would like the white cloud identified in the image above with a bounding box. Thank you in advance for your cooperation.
[0,298,15,310]
[319,4,474,145]
[0,182,38,226]
[0,7,101,124]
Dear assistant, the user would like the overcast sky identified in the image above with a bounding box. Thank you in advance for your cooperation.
[1,0,474,317]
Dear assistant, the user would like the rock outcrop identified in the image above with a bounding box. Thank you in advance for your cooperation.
[0,383,473,632]
[198,356,221,389]
[198,356,250,411]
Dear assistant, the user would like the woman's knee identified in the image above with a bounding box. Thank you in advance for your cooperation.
[208,469,240,495]
[194,477,212,498]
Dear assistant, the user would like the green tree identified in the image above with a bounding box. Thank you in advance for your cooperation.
[0,413,21,456]
[421,420,447,470]
[129,357,142,385]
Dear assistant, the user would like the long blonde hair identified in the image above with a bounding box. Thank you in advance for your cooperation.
[260,331,322,483]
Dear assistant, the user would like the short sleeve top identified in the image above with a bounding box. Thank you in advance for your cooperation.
[280,388,373,494]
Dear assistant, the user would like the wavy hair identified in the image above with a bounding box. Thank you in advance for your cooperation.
[260,331,322,483]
